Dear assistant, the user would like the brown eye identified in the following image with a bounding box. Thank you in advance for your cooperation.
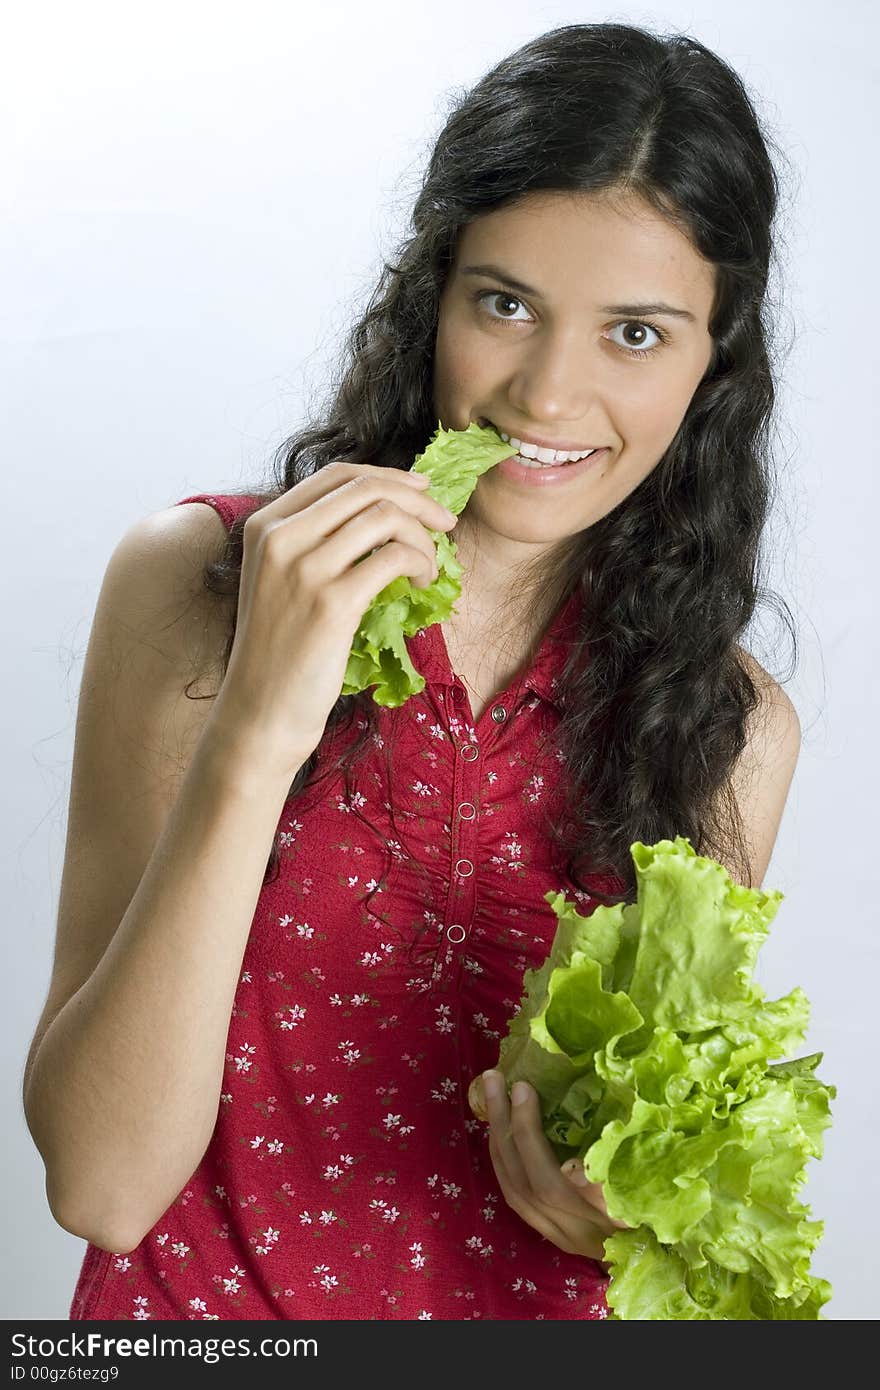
[606,320,668,361]
[475,290,531,324]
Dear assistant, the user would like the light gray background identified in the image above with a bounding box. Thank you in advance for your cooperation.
[3,0,876,1320]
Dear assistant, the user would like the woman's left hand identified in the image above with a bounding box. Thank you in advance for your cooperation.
[480,1069,629,1264]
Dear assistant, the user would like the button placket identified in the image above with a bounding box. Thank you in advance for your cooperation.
[443,683,479,960]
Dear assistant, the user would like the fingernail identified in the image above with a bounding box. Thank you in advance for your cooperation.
[443,507,457,522]
[511,1081,530,1106]
[482,1069,501,1100]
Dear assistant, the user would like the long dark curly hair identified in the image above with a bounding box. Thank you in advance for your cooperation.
[187,21,798,905]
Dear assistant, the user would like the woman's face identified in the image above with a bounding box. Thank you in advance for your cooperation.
[432,190,717,554]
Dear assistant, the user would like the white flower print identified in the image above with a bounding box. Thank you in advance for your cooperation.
[434,1003,454,1034]
[512,1276,538,1294]
[412,780,440,798]
[232,1042,256,1073]
[253,1228,280,1257]
[522,772,542,806]
[465,1236,493,1259]
[490,833,525,874]
[429,1077,457,1102]
[279,1004,306,1030]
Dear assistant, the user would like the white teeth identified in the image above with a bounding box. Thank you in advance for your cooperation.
[497,429,596,464]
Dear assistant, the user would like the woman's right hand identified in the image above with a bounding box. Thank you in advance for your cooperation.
[209,461,457,780]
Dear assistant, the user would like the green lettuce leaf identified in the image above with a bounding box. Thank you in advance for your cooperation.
[487,835,835,1319]
[604,1227,833,1320]
[340,420,515,706]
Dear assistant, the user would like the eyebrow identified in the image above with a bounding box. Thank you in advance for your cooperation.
[459,262,697,322]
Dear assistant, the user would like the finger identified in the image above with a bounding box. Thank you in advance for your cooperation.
[561,1161,630,1231]
[252,461,436,532]
[482,1071,530,1193]
[507,1082,596,1214]
[489,1134,584,1254]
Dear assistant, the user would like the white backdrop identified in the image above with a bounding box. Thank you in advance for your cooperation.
[3,0,876,1320]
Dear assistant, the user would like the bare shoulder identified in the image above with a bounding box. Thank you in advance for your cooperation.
[729,646,802,888]
[736,645,801,745]
[104,500,235,691]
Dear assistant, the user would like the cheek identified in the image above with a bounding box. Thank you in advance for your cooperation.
[434,316,487,398]
[621,372,696,451]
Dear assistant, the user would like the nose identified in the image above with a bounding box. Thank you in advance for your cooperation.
[506,333,598,426]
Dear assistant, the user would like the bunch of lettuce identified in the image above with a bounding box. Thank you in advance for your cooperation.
[484,836,835,1319]
[341,420,515,705]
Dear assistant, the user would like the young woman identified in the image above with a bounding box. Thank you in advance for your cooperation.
[24,22,801,1321]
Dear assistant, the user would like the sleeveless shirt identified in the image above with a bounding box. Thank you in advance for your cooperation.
[69,490,622,1321]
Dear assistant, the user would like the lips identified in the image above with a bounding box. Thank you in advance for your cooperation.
[478,417,601,459]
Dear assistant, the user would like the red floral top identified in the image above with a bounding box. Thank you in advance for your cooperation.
[69,491,620,1322]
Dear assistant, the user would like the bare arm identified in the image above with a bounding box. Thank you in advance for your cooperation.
[22,507,302,1254]
[25,722,296,1254]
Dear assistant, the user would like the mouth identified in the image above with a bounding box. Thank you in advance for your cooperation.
[476,417,605,467]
